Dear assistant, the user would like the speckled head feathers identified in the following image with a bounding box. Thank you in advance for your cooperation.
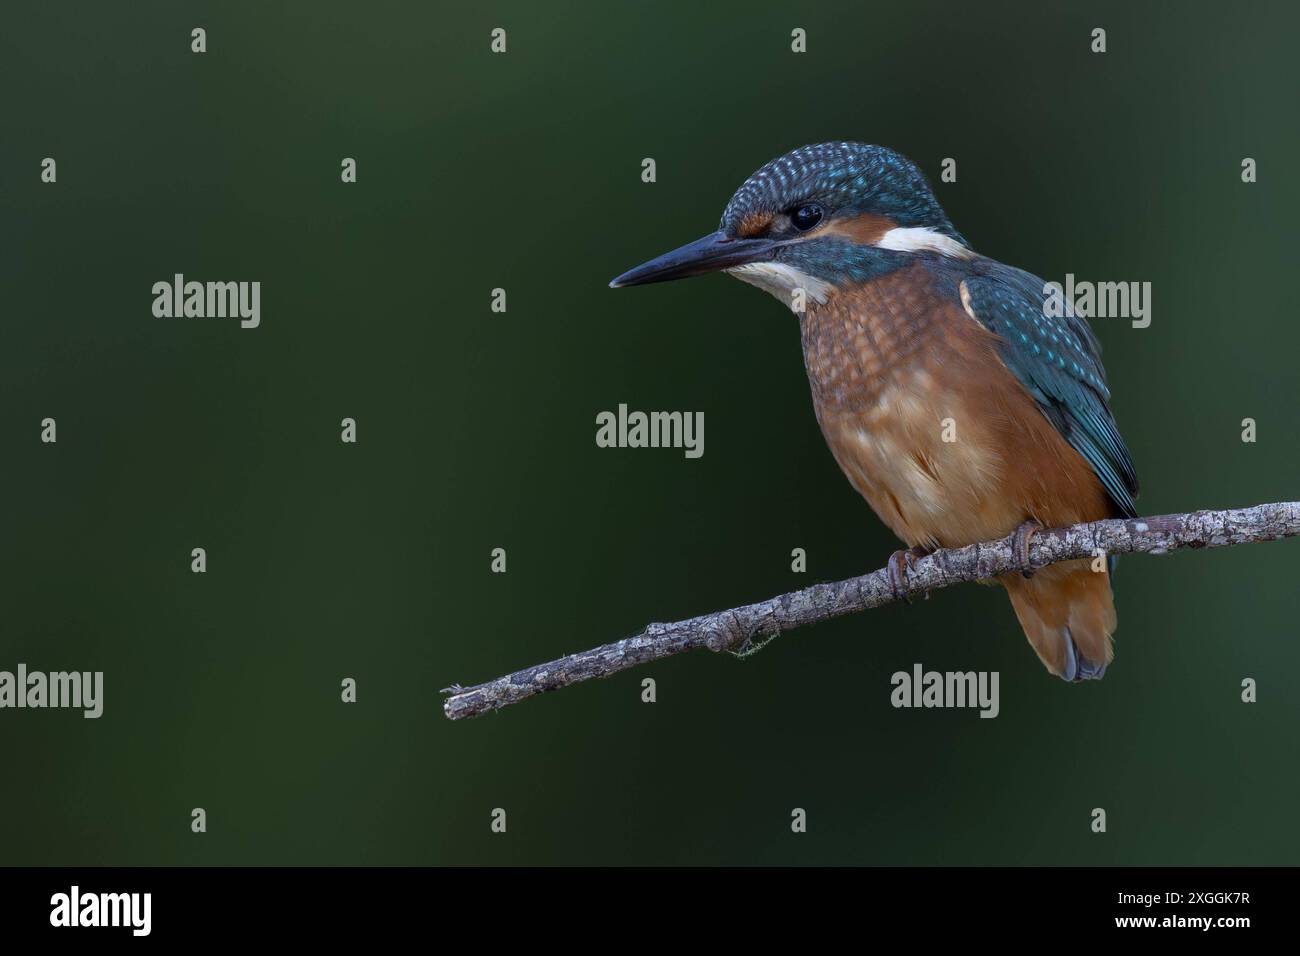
[720,142,966,245]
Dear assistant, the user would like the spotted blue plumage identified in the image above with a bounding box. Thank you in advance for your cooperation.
[961,264,1140,519]
[721,142,968,245]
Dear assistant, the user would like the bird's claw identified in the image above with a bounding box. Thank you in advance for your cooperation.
[1012,520,1044,578]
[887,547,931,603]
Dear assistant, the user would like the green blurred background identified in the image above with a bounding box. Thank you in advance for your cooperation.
[2,0,1297,865]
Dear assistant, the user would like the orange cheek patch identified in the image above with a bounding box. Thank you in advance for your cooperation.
[735,211,775,237]
[817,212,898,245]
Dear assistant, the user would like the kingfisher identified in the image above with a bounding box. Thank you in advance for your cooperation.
[610,142,1139,681]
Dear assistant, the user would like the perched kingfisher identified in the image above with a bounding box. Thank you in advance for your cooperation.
[610,142,1139,681]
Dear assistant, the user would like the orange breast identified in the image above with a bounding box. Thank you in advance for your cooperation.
[800,264,1112,549]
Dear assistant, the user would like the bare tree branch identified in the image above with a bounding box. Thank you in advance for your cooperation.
[442,501,1300,721]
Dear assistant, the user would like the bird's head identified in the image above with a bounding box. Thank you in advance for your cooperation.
[610,142,971,309]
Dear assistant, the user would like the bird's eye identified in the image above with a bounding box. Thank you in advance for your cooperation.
[790,203,824,231]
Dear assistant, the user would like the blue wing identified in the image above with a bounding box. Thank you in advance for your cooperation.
[961,263,1140,518]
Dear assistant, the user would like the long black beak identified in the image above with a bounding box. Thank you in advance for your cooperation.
[609,230,781,288]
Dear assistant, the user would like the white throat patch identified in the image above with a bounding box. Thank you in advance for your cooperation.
[726,261,833,312]
[875,226,973,259]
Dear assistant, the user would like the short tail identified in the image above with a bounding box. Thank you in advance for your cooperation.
[1000,559,1116,681]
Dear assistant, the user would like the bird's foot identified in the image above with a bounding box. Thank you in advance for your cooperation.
[1012,520,1044,578]
[887,546,933,603]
